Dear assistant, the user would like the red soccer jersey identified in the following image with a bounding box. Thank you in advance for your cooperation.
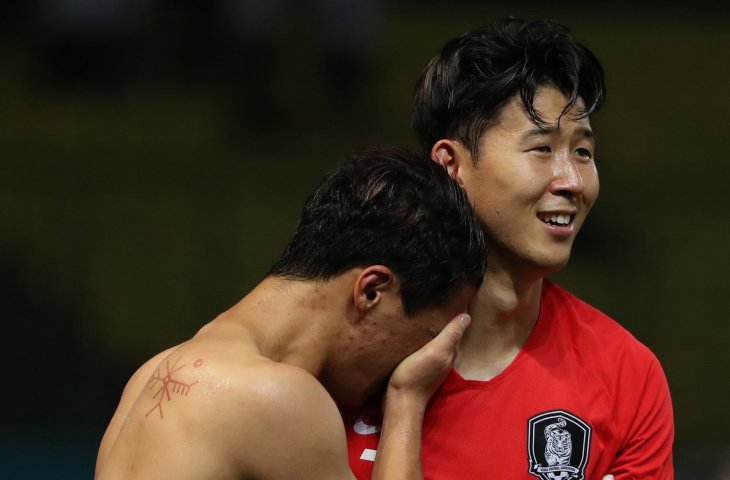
[344,280,674,479]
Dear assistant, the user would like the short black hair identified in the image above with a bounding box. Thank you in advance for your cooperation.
[412,17,606,160]
[268,146,486,316]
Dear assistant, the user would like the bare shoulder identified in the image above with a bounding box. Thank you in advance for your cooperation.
[95,344,181,474]
[141,337,340,425]
[97,336,352,479]
[195,353,353,478]
[240,361,346,437]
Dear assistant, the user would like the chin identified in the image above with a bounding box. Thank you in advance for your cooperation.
[544,241,575,265]
[549,254,572,272]
[528,250,572,276]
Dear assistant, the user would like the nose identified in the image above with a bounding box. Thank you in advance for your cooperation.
[549,155,584,196]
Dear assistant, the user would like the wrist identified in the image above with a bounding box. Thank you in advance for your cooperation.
[383,387,428,420]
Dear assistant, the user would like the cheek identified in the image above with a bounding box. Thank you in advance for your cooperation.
[582,167,600,207]
[464,175,509,220]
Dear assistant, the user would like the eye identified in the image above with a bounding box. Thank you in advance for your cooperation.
[532,145,552,153]
[575,148,593,159]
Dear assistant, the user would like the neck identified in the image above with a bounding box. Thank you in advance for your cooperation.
[213,275,351,378]
[454,255,545,380]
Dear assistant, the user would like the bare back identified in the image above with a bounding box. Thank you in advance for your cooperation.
[95,322,355,480]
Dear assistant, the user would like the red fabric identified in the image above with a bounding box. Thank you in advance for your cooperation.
[344,280,674,479]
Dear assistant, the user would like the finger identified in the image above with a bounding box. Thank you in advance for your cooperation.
[432,313,471,352]
[602,475,615,480]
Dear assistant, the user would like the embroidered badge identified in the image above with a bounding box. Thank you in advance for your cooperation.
[527,410,591,480]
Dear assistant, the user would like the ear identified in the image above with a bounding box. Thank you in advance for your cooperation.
[353,265,395,315]
[431,139,471,187]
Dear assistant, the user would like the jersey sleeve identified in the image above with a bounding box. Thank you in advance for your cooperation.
[609,351,674,479]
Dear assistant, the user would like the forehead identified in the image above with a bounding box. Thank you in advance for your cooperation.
[494,86,592,133]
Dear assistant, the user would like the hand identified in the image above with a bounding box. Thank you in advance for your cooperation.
[386,313,471,407]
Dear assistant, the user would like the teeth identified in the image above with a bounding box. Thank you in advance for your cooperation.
[540,214,571,225]
[553,215,568,225]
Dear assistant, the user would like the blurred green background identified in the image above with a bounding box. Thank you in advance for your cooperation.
[0,1,728,478]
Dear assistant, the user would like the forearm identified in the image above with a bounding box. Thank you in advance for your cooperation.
[369,314,470,479]
[369,393,425,480]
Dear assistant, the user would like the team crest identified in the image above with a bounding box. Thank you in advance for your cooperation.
[527,410,591,480]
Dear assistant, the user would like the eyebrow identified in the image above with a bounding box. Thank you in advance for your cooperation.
[522,125,596,141]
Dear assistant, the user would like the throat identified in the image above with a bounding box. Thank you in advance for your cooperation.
[454,275,542,381]
[454,345,522,381]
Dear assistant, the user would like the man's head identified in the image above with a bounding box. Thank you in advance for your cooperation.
[412,16,606,162]
[411,17,606,274]
[268,146,486,405]
[268,145,487,316]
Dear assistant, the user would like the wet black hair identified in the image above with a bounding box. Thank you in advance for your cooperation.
[268,146,486,315]
[412,17,606,161]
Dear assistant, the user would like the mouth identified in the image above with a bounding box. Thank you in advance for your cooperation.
[537,212,575,227]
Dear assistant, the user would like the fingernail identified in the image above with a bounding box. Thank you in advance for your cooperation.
[459,313,471,327]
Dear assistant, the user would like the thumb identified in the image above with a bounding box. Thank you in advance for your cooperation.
[433,313,471,353]
[385,313,472,401]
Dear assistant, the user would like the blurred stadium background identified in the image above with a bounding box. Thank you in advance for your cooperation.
[0,1,728,478]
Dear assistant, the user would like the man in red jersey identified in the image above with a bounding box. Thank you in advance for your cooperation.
[344,17,674,480]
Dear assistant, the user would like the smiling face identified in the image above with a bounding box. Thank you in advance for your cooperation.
[453,86,599,277]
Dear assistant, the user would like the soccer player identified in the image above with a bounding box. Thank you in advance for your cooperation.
[94,146,487,479]
[344,17,674,479]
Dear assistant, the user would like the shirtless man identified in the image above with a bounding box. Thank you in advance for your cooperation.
[94,146,487,479]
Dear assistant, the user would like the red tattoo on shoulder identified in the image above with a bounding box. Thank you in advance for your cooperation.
[145,356,202,419]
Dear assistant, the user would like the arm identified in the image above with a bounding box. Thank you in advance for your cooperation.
[95,346,180,476]
[609,353,674,479]
[371,314,471,480]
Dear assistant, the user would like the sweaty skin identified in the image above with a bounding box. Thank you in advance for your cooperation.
[433,86,598,381]
[419,88,630,479]
[96,272,474,480]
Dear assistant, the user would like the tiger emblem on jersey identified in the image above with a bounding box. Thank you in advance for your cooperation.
[544,417,572,466]
[528,410,591,480]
